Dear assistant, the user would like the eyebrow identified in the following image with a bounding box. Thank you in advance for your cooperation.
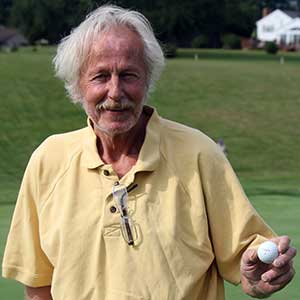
[88,64,141,76]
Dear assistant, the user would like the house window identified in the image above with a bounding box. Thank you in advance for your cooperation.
[293,35,300,44]
[262,25,274,32]
[280,35,286,45]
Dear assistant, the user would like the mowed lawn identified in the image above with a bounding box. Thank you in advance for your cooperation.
[0,47,299,299]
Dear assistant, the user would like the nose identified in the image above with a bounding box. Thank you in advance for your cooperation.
[107,75,122,101]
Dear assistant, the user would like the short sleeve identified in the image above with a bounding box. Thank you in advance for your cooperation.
[199,148,276,285]
[2,151,53,287]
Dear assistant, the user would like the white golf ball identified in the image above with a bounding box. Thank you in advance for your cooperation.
[257,241,279,264]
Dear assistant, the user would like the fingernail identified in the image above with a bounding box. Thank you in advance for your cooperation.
[262,275,269,282]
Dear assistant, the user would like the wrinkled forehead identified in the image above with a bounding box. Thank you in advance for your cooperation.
[84,25,146,67]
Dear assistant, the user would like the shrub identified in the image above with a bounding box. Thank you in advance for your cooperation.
[265,41,278,54]
[163,43,178,58]
[191,35,209,48]
[222,34,241,49]
[10,45,19,52]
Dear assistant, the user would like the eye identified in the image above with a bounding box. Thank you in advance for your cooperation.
[121,72,138,82]
[92,73,110,82]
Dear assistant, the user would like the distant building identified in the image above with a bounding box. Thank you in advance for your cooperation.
[256,9,300,49]
[0,26,29,50]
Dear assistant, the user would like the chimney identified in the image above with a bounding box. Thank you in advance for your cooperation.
[262,7,270,17]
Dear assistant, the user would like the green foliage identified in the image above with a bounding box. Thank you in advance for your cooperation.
[191,35,209,48]
[0,0,13,25]
[224,0,260,37]
[262,0,296,10]
[10,0,95,43]
[162,43,178,58]
[222,33,241,49]
[265,41,279,54]
[5,0,261,47]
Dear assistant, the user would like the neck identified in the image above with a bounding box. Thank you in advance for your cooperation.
[95,112,148,166]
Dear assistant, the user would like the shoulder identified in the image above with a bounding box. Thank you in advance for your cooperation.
[157,116,231,185]
[36,127,87,153]
[27,127,89,180]
[34,127,88,159]
[159,117,222,161]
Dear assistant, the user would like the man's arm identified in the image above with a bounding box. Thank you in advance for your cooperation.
[25,286,52,300]
[240,236,296,298]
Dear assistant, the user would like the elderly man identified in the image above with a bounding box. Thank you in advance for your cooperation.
[2,5,296,300]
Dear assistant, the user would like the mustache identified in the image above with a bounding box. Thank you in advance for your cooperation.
[96,99,135,111]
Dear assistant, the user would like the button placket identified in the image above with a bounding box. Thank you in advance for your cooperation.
[100,166,119,183]
[102,192,121,235]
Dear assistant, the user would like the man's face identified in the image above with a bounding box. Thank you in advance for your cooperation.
[79,26,148,137]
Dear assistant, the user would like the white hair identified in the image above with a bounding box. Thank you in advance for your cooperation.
[53,5,165,104]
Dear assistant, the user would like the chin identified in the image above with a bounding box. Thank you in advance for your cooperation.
[94,121,136,137]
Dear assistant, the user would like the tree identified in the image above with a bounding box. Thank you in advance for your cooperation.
[6,0,270,47]
[260,0,294,10]
[0,0,13,25]
[10,0,96,43]
[224,0,261,38]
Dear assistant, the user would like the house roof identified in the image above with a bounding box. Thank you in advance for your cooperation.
[283,10,300,18]
[0,26,27,44]
[256,9,292,25]
[0,26,16,43]
[277,17,300,34]
[256,9,300,25]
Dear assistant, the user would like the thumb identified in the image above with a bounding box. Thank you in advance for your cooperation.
[242,248,259,267]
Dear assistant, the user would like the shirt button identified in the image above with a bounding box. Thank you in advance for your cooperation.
[103,170,110,176]
[110,206,117,213]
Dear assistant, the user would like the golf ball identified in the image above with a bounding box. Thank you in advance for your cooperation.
[257,241,279,264]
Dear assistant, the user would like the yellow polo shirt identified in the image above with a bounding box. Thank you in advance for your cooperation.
[2,106,275,300]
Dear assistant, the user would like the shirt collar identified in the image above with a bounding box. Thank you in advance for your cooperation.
[82,105,161,172]
[83,118,105,169]
[132,105,161,173]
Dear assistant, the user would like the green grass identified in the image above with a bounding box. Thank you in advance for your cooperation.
[0,47,299,299]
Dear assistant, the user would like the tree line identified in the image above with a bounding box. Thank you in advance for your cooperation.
[0,0,299,47]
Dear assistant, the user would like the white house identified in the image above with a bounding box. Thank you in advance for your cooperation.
[256,9,300,47]
[277,17,300,45]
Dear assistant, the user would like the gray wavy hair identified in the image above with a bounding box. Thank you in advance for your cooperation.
[53,5,165,104]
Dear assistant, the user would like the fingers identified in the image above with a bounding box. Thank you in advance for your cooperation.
[242,248,259,266]
[271,235,290,253]
[273,246,297,268]
[261,245,296,284]
[261,260,293,282]
[252,266,296,297]
[268,266,295,286]
[260,265,295,296]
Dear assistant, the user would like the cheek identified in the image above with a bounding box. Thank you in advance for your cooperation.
[127,83,147,102]
[83,84,106,104]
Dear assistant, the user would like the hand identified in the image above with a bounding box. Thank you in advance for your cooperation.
[25,286,52,300]
[240,236,296,298]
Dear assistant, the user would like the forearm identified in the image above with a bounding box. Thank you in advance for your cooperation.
[25,286,52,300]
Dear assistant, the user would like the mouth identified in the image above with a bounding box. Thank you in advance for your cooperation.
[104,107,131,114]
[96,102,134,113]
[106,107,126,111]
